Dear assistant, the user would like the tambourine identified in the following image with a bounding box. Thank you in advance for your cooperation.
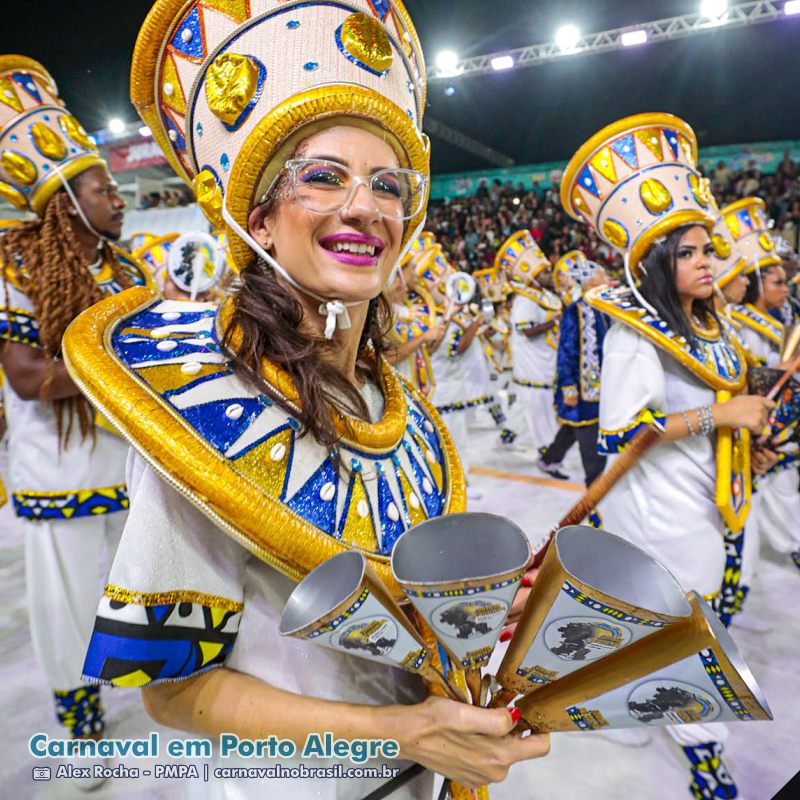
[445,271,476,305]
[167,232,226,298]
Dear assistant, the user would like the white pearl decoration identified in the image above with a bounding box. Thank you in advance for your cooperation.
[409,494,420,510]
[270,443,286,462]
[181,28,193,43]
[422,478,433,495]
[168,129,178,141]
[424,420,434,433]
[163,83,174,97]
[181,362,202,375]
[320,482,336,502]
[161,311,181,321]
[387,503,400,522]
[156,340,177,352]
[357,499,369,519]
[225,404,244,420]
[425,449,436,463]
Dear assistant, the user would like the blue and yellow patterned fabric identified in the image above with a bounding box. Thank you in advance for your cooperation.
[729,303,783,349]
[599,407,667,456]
[682,741,739,800]
[63,287,465,600]
[586,285,747,394]
[12,485,129,520]
[83,588,242,688]
[53,685,104,737]
[554,299,608,427]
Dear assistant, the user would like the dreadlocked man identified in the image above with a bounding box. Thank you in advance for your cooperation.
[0,56,150,758]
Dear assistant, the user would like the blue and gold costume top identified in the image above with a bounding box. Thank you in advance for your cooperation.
[63,287,465,598]
[555,298,608,427]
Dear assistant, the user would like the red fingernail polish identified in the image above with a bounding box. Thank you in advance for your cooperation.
[499,629,512,643]
[521,576,532,587]
[509,707,521,724]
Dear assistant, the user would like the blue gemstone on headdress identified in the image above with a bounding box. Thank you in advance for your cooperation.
[221,153,230,171]
[351,458,362,472]
[303,62,319,71]
[287,20,300,29]
[42,164,49,170]
[171,6,205,59]
[407,80,413,92]
[407,109,414,120]
[367,0,390,21]
[196,122,203,138]
[577,166,599,198]
[10,134,17,142]
[12,72,42,103]
[42,114,50,121]
[70,148,77,154]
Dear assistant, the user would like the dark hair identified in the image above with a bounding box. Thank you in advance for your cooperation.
[742,265,780,306]
[222,260,393,449]
[636,224,720,344]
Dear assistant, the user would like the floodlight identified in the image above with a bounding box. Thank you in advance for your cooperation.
[621,30,648,46]
[436,50,460,75]
[700,0,728,19]
[108,118,126,135]
[491,55,514,71]
[556,25,581,52]
[785,0,800,14]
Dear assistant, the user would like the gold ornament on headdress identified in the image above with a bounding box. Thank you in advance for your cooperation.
[205,53,262,127]
[58,115,94,149]
[31,122,66,161]
[193,169,225,229]
[340,13,394,73]
[712,234,731,260]
[0,180,26,208]
[639,178,672,215]
[1,150,36,184]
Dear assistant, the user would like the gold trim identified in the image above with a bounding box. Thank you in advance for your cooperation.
[226,85,430,270]
[743,254,782,274]
[715,390,751,534]
[31,154,107,216]
[104,583,244,613]
[109,244,158,292]
[63,287,464,600]
[728,305,783,347]
[0,55,57,94]
[509,283,562,313]
[132,232,180,261]
[12,484,126,498]
[561,112,699,218]
[715,254,749,289]
[586,286,747,393]
[720,197,766,219]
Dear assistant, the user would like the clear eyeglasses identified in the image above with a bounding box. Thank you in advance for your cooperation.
[283,158,428,220]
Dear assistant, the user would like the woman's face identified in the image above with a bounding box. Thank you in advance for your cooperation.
[673,226,714,303]
[761,266,789,309]
[722,271,748,305]
[249,126,405,304]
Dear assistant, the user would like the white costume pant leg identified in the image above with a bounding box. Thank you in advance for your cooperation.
[666,721,730,748]
[518,385,558,450]
[755,468,800,555]
[24,512,127,689]
[438,409,470,475]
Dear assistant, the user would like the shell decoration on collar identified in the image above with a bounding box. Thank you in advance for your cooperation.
[130,0,429,272]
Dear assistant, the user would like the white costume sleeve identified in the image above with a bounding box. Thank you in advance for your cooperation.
[598,323,667,454]
[81,453,249,686]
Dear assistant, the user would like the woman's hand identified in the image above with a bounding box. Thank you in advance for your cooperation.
[712,395,775,434]
[396,696,550,788]
[751,446,779,475]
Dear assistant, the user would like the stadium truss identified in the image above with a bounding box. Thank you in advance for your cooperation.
[429,1,788,80]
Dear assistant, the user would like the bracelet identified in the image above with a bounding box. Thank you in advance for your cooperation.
[682,410,697,436]
[698,404,716,436]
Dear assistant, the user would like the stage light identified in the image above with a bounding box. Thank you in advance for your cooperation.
[491,55,514,71]
[436,50,460,75]
[138,126,152,137]
[621,29,648,46]
[556,24,581,51]
[700,0,728,19]
[108,118,126,135]
[444,86,456,96]
[785,0,800,14]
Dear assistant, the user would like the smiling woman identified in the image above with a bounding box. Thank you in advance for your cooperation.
[60,1,551,798]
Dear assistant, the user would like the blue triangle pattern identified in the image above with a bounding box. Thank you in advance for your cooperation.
[611,135,638,169]
[287,457,338,536]
[164,114,186,152]
[170,6,205,59]
[178,397,263,453]
[402,441,442,517]
[368,0,390,21]
[577,166,600,198]
[13,72,42,103]
[663,129,681,159]
[151,604,172,623]
[375,469,405,555]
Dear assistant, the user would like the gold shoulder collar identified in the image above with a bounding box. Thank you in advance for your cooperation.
[109,244,156,291]
[729,304,783,347]
[510,281,562,312]
[63,288,465,598]
[586,285,747,392]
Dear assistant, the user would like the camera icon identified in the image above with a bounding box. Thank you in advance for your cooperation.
[32,767,51,781]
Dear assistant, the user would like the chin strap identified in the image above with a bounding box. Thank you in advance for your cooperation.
[222,200,428,340]
[57,170,106,247]
[623,253,658,316]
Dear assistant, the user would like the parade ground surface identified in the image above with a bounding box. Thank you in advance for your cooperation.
[1,418,796,799]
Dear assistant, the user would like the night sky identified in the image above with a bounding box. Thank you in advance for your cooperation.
[3,1,799,173]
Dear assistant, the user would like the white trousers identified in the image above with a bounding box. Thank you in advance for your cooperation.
[755,468,800,555]
[437,409,470,475]
[23,512,126,690]
[517,384,558,450]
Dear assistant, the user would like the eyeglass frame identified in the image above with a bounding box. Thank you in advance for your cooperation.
[258,158,428,221]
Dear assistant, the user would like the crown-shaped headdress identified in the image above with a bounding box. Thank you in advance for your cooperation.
[0,56,105,215]
[473,267,507,303]
[561,113,716,283]
[494,230,549,287]
[718,198,781,276]
[554,250,599,288]
[131,0,428,272]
